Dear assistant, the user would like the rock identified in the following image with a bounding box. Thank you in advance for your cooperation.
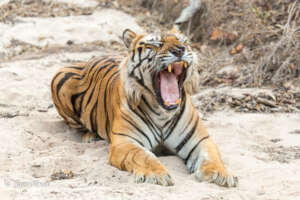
[217,65,239,80]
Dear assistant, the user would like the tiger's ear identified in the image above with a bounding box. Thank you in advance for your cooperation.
[122,29,137,48]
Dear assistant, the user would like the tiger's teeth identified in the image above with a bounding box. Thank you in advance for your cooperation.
[175,98,181,105]
[164,101,169,106]
[183,62,188,68]
[168,65,172,73]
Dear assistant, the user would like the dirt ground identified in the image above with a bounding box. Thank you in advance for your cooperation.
[0,1,300,200]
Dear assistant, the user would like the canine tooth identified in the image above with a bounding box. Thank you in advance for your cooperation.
[175,98,181,105]
[164,101,169,106]
[168,65,172,73]
[183,62,188,68]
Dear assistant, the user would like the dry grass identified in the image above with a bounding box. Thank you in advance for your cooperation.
[253,2,300,87]
[117,0,299,90]
[197,0,300,89]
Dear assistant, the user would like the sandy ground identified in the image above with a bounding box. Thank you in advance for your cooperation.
[0,2,300,200]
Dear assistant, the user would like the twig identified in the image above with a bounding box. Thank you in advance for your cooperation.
[175,0,201,25]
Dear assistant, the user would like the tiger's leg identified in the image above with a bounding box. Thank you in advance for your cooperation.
[190,137,238,187]
[166,109,238,187]
[82,132,99,143]
[109,133,174,186]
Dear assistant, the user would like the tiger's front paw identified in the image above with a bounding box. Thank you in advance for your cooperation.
[195,166,238,187]
[134,169,174,186]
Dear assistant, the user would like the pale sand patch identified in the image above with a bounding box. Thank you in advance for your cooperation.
[0,0,9,7]
[0,9,143,52]
[44,0,99,8]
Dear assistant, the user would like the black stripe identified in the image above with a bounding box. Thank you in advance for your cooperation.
[81,62,117,137]
[163,98,186,140]
[121,112,153,148]
[127,101,160,143]
[184,135,210,164]
[175,115,199,153]
[85,63,113,108]
[67,66,85,70]
[162,119,173,130]
[51,72,63,86]
[137,47,142,61]
[129,60,154,95]
[94,102,98,136]
[129,74,153,94]
[81,58,107,79]
[141,96,160,116]
[131,49,135,62]
[112,132,144,147]
[178,111,196,136]
[86,64,116,134]
[56,72,77,99]
[106,73,120,142]
[89,102,97,133]
[130,50,151,77]
[134,76,153,94]
[71,92,85,117]
[136,105,161,143]
[75,66,103,117]
[138,69,144,85]
[103,70,119,140]
[89,64,116,135]
[85,58,118,134]
[88,58,107,72]
[51,72,63,94]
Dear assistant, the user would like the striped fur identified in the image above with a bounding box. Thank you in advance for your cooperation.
[51,29,238,187]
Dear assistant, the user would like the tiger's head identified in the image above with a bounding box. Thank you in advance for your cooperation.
[120,28,198,111]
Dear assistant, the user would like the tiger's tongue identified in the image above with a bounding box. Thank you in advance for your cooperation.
[160,71,179,105]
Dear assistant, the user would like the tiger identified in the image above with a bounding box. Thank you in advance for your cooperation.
[51,28,238,187]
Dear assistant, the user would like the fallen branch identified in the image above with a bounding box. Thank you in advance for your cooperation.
[256,97,277,108]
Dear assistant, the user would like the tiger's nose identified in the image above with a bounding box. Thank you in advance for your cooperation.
[169,46,185,58]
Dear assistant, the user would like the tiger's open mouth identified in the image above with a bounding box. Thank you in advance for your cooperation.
[154,61,188,110]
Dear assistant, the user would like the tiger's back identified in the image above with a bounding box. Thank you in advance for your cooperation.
[51,57,122,141]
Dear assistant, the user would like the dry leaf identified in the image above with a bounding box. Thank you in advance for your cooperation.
[231,49,237,54]
[210,29,238,45]
[210,29,223,40]
[236,43,244,51]
[231,43,244,54]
